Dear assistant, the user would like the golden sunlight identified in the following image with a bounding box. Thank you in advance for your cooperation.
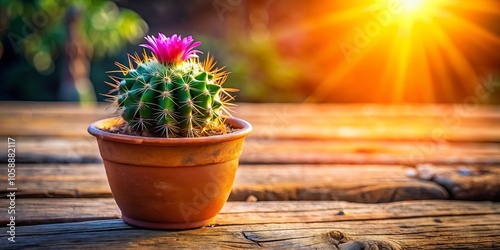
[398,0,454,26]
[402,0,425,13]
[272,0,500,103]
[400,0,436,22]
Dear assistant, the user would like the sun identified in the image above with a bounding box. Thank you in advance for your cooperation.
[400,0,439,23]
[402,0,428,17]
[286,0,500,103]
[403,0,424,11]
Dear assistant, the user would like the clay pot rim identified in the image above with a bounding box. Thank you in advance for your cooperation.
[88,117,252,146]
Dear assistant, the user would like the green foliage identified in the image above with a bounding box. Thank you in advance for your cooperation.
[109,54,231,138]
[0,0,147,74]
[0,0,147,103]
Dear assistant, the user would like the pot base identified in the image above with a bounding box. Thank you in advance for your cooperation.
[121,215,217,230]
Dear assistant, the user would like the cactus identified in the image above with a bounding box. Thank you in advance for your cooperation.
[105,34,234,138]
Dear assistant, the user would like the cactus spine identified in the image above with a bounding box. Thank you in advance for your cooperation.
[105,34,233,138]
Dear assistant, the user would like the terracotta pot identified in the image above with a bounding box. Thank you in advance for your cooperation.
[88,117,252,229]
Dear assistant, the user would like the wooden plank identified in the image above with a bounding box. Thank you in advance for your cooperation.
[0,164,449,202]
[0,200,498,249]
[242,139,500,165]
[2,137,500,165]
[1,199,498,226]
[413,164,500,201]
[0,102,111,138]
[230,165,448,202]
[235,103,500,118]
[210,117,500,141]
[237,215,500,250]
[2,115,499,141]
[0,198,120,225]
[0,137,101,164]
[1,103,500,141]
[2,102,500,118]
[0,164,111,198]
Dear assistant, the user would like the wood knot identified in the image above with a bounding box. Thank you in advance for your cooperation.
[328,230,350,244]
[339,240,403,250]
[327,230,403,250]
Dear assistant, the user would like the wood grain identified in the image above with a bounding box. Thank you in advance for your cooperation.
[242,139,500,165]
[0,200,498,249]
[0,102,499,249]
[414,164,500,201]
[1,199,498,226]
[0,198,120,225]
[2,137,500,165]
[0,164,448,202]
[8,163,500,203]
[1,103,500,141]
[230,165,448,202]
[0,163,111,198]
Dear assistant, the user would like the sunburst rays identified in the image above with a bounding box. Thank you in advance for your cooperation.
[269,0,499,103]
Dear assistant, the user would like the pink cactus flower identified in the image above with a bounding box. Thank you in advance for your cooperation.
[140,33,202,64]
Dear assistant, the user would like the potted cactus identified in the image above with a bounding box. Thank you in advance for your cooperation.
[88,33,252,229]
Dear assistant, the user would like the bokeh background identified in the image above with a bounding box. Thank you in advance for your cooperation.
[1,0,499,103]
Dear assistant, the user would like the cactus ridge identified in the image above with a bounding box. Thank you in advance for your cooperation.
[105,52,233,138]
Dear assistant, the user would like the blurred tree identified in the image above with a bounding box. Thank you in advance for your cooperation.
[0,0,147,104]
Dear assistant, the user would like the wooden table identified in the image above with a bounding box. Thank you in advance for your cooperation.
[0,102,499,249]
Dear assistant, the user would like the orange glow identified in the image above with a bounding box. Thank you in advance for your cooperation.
[268,0,500,103]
